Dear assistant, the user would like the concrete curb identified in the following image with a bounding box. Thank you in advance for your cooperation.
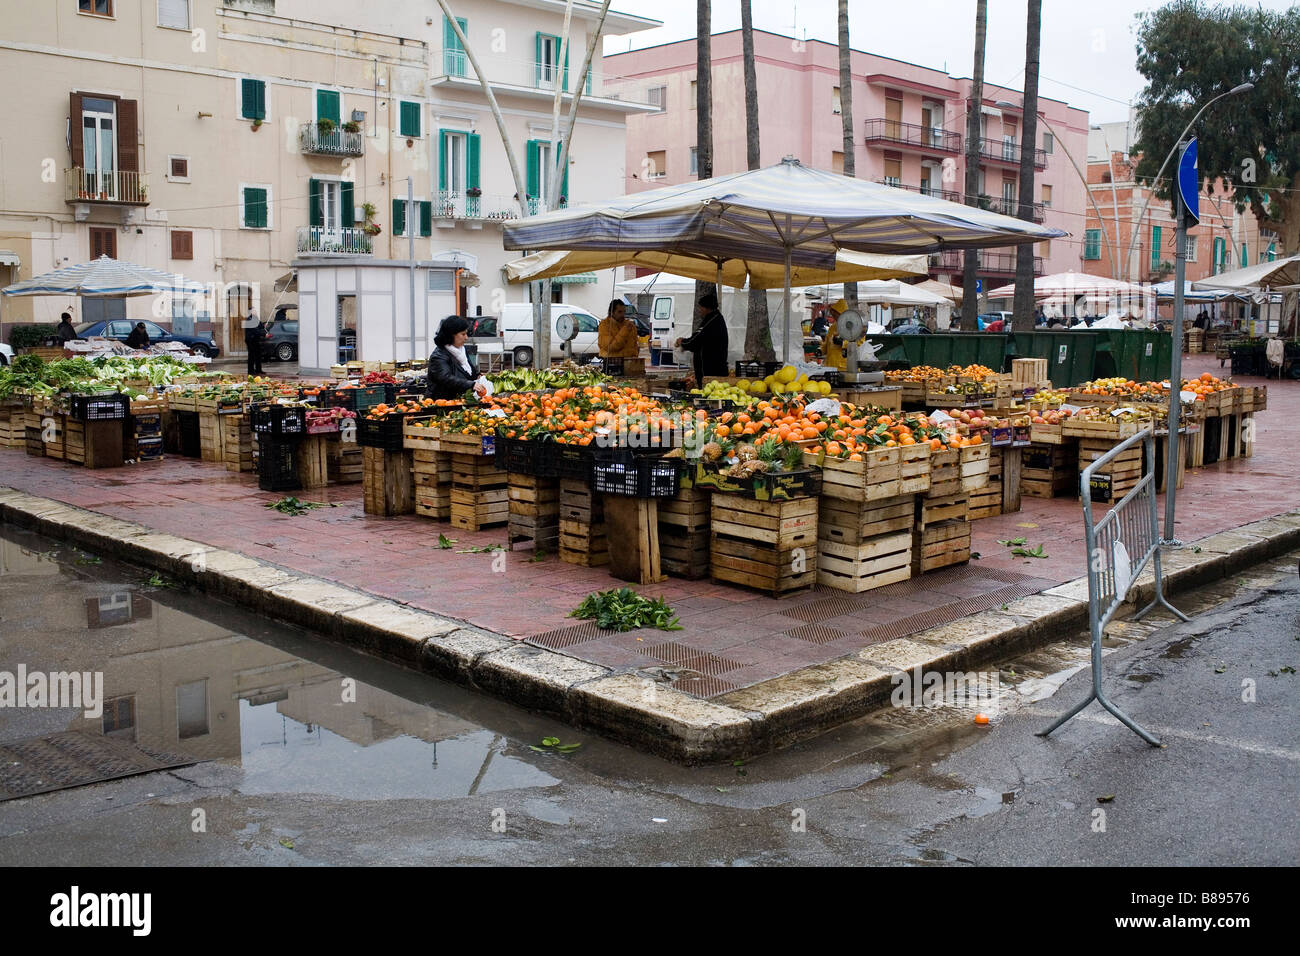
[3,485,1298,764]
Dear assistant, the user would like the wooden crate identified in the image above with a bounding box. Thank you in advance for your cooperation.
[912,518,971,574]
[959,443,990,491]
[819,494,915,545]
[508,474,560,551]
[1061,416,1149,440]
[64,419,85,465]
[658,487,711,579]
[837,386,902,411]
[362,446,414,516]
[403,418,441,451]
[559,478,604,524]
[924,447,960,498]
[1022,442,1075,498]
[1253,385,1268,412]
[917,493,968,527]
[327,437,364,484]
[604,496,666,585]
[1012,357,1049,389]
[817,529,912,593]
[450,453,509,531]
[296,435,330,489]
[449,453,508,489]
[42,413,66,460]
[1077,439,1142,504]
[809,445,929,502]
[221,415,254,473]
[559,517,610,567]
[710,494,817,597]
[413,446,452,518]
[1151,433,1187,493]
[966,481,1002,520]
[439,431,497,457]
[198,412,224,463]
[0,408,23,448]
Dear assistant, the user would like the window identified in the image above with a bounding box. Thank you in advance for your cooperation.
[1043,131,1054,154]
[79,0,113,16]
[1213,236,1226,274]
[168,155,189,181]
[1264,242,1276,262]
[1039,240,1052,258]
[832,86,841,114]
[1151,225,1163,268]
[241,184,270,229]
[1184,235,1197,262]
[883,156,901,187]
[1084,229,1101,260]
[75,95,119,199]
[690,79,697,108]
[176,679,209,739]
[526,139,568,204]
[239,78,266,121]
[646,150,666,179]
[170,230,193,260]
[427,270,455,292]
[400,101,422,138]
[102,696,135,740]
[689,147,698,176]
[308,178,355,234]
[647,86,666,111]
[443,16,467,77]
[440,130,479,197]
[1240,242,1248,268]
[535,33,568,90]
[157,0,189,30]
[89,226,116,259]
[832,150,844,175]
[315,89,341,126]
[1041,184,1052,207]
[393,198,432,237]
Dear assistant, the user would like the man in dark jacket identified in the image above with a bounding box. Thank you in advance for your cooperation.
[125,322,150,349]
[243,309,264,375]
[57,313,78,343]
[676,293,729,384]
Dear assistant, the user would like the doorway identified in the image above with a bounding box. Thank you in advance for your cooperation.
[337,294,357,363]
[227,283,253,355]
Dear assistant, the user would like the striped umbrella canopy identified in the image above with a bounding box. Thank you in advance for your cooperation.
[984,271,1147,300]
[503,158,1065,360]
[2,255,205,297]
[502,248,929,289]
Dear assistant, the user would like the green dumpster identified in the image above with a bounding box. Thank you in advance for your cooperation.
[1009,331,1100,387]
[1098,330,1172,383]
[864,334,1012,371]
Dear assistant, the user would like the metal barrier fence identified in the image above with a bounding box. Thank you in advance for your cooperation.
[1038,429,1187,745]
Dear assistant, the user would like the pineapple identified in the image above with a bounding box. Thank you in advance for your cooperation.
[735,443,757,462]
[702,442,723,462]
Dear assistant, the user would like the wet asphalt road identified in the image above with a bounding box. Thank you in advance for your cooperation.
[0,526,1295,866]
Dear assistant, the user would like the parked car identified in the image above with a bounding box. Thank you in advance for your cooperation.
[74,320,220,358]
[466,315,498,338]
[498,303,603,366]
[977,312,1013,331]
[0,343,13,365]
[261,307,299,362]
[891,323,932,335]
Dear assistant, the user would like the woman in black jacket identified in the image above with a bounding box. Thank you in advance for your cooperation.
[425,316,481,400]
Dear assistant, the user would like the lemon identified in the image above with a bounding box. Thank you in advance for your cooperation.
[776,365,797,384]
[736,379,750,391]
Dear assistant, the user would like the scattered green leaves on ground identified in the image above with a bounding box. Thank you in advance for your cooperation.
[569,587,682,632]
[278,837,295,850]
[529,549,548,562]
[265,497,323,517]
[437,534,457,549]
[73,555,102,566]
[146,572,178,589]
[530,736,581,754]
[998,537,1048,558]
[998,537,1027,547]
[456,544,503,554]
[1096,794,1115,804]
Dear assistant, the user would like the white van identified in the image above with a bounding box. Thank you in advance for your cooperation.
[499,303,603,367]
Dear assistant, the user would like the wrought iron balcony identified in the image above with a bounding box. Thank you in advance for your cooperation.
[65,168,148,205]
[978,137,1047,169]
[876,180,962,204]
[984,195,1047,222]
[299,123,365,157]
[864,118,962,154]
[930,249,1044,275]
[296,226,373,255]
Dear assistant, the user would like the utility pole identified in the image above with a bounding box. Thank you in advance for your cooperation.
[1164,138,1195,544]
[408,176,416,362]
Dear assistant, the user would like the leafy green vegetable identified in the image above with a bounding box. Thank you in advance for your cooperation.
[437,534,457,549]
[569,587,683,632]
[265,497,323,516]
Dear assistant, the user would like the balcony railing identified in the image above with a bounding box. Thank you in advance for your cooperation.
[985,196,1047,222]
[979,137,1047,169]
[432,192,568,221]
[931,249,1044,275]
[863,118,962,154]
[65,168,148,205]
[877,180,963,204]
[296,226,373,255]
[299,123,365,157]
[444,49,467,77]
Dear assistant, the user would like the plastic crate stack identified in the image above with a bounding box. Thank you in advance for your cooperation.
[251,404,308,492]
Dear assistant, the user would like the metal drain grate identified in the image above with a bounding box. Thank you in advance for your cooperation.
[784,596,871,624]
[784,623,852,645]
[670,674,740,699]
[639,641,743,676]
[527,622,607,650]
[858,581,1051,644]
[0,731,197,802]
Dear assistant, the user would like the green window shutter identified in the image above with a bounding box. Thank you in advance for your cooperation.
[1151,225,1162,267]
[467,133,481,190]
[400,102,421,138]
[392,198,405,236]
[1213,237,1224,273]
[438,129,448,192]
[563,42,570,92]
[535,33,542,87]
[585,68,592,95]
[308,178,322,227]
[444,17,467,76]
[526,140,540,198]
[240,79,265,120]
[316,89,340,125]
[1084,229,1100,260]
[244,187,267,228]
[340,181,354,227]
[1267,243,1276,262]
[419,201,432,237]
[561,154,569,202]
[1241,243,1248,267]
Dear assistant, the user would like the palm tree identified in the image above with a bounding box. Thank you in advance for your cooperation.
[838,0,857,310]
[962,0,988,324]
[740,0,774,360]
[1013,0,1042,332]
[693,0,713,334]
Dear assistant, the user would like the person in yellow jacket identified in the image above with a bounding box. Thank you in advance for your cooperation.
[823,298,851,370]
[597,299,640,358]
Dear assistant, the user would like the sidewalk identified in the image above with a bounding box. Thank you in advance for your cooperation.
[2,356,1296,758]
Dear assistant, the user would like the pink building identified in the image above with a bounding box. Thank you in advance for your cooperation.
[605,29,1090,292]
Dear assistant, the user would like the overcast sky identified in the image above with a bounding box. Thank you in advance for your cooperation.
[602,0,1296,125]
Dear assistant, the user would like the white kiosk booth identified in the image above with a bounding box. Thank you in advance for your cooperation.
[292,257,473,375]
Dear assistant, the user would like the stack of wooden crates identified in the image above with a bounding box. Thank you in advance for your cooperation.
[558,479,608,567]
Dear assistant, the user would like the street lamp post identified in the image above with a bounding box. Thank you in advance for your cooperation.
[1120,83,1253,283]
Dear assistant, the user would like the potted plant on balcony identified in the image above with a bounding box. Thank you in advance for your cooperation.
[466,187,482,198]
[342,120,361,134]
[251,117,263,131]
[359,202,382,236]
[316,117,336,136]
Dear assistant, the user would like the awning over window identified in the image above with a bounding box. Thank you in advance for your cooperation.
[0,251,20,268]
[551,272,597,284]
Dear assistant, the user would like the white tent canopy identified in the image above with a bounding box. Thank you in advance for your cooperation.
[2,255,204,298]
[985,271,1148,301]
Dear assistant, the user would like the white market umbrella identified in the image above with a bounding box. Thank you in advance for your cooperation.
[2,255,205,297]
[912,278,963,303]
[854,279,951,308]
[985,271,1147,300]
[1190,254,1300,293]
[503,157,1063,361]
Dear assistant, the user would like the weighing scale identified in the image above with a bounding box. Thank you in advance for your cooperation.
[835,309,886,385]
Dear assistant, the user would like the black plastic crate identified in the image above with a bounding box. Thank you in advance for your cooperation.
[592,459,639,496]
[550,442,594,481]
[497,431,542,476]
[593,456,682,497]
[69,393,128,422]
[133,437,164,461]
[356,411,416,450]
[257,438,301,492]
[251,404,308,439]
[735,360,782,379]
[176,410,201,458]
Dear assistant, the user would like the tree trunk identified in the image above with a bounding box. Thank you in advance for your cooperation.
[738,0,774,361]
[962,0,988,328]
[1012,0,1041,333]
[693,0,713,334]
[838,0,858,311]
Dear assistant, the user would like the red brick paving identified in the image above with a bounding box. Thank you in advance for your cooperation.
[2,354,1292,697]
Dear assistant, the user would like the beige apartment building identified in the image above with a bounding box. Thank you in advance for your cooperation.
[0,0,658,360]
